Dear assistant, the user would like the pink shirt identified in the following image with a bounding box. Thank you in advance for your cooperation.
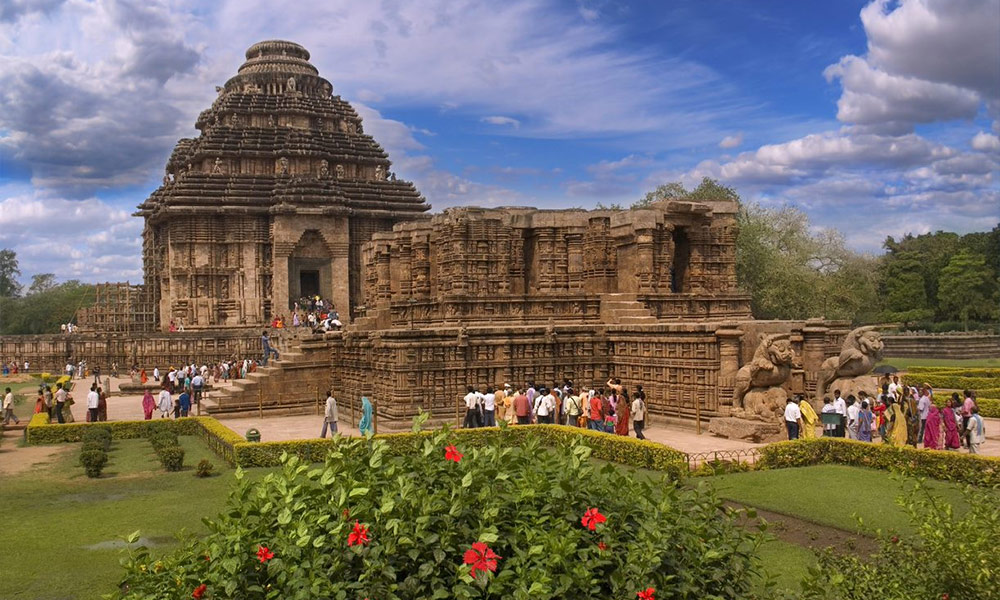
[962,397,975,417]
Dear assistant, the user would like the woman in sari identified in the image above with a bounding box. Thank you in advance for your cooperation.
[359,396,374,435]
[903,386,920,447]
[614,389,630,436]
[857,400,873,442]
[140,369,148,385]
[923,404,942,450]
[872,395,887,440]
[942,395,962,450]
[141,389,156,420]
[799,396,819,438]
[888,399,908,446]
[34,388,46,414]
[62,393,75,422]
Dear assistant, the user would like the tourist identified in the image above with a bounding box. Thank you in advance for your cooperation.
[495,385,507,423]
[191,371,204,406]
[799,395,819,438]
[888,375,900,399]
[261,330,279,366]
[784,397,803,440]
[631,387,647,440]
[158,385,173,419]
[821,397,837,436]
[941,395,962,450]
[97,387,108,421]
[903,386,920,447]
[961,389,976,448]
[832,389,847,437]
[86,384,100,423]
[321,391,338,437]
[588,389,603,431]
[53,383,67,424]
[513,388,531,425]
[463,386,480,428]
[34,387,46,414]
[359,396,373,435]
[845,396,859,440]
[966,406,985,454]
[153,366,160,382]
[871,392,887,440]
[141,389,155,420]
[887,398,907,446]
[614,390,630,437]
[857,400,874,442]
[502,384,515,424]
[178,389,191,418]
[2,388,19,425]
[534,387,555,424]
[61,391,75,423]
[564,388,583,427]
[917,386,932,443]
[923,404,942,450]
[482,387,496,427]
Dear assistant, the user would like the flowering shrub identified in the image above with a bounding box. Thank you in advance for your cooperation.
[115,426,766,599]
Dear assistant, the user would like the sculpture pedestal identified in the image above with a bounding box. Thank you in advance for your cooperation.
[733,386,787,422]
[708,417,785,443]
[824,375,878,402]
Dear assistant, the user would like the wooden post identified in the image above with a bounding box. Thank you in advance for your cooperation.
[695,396,702,435]
[315,386,320,415]
[258,387,263,419]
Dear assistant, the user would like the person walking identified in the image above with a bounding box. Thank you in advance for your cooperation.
[53,383,67,424]
[141,389,155,420]
[799,395,819,438]
[832,390,847,438]
[463,387,480,428]
[966,406,985,454]
[86,384,100,423]
[845,396,859,440]
[2,388,19,425]
[857,400,874,442]
[923,404,942,450]
[359,396,374,435]
[157,386,173,419]
[177,389,191,418]
[588,390,603,431]
[565,388,583,428]
[631,388,646,440]
[784,396,803,440]
[261,330,279,365]
[482,387,496,427]
[321,391,338,438]
[533,388,555,424]
[513,388,531,425]
[97,387,108,422]
[917,386,932,443]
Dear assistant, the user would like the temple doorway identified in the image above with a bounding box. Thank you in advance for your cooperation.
[299,270,320,297]
[287,230,332,307]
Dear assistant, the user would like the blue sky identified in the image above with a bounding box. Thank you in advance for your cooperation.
[1,0,998,284]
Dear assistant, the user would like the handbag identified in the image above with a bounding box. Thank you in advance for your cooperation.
[577,415,587,427]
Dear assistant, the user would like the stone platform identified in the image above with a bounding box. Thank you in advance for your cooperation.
[708,417,786,443]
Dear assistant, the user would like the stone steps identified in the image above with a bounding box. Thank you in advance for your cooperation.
[600,295,658,325]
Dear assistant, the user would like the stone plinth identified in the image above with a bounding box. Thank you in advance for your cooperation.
[732,386,787,422]
[708,417,785,443]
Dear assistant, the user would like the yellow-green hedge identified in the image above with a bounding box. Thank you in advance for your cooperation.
[902,374,998,391]
[905,367,1000,377]
[758,438,1000,486]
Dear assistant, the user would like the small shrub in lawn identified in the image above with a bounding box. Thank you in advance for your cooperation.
[79,449,108,478]
[81,440,106,454]
[82,427,112,451]
[149,431,178,451]
[195,459,214,478]
[117,426,766,600]
[158,446,185,472]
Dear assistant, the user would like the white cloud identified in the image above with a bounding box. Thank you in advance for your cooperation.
[971,131,1000,152]
[719,133,743,149]
[481,115,521,128]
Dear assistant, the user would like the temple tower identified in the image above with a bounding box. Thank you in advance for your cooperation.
[136,40,429,330]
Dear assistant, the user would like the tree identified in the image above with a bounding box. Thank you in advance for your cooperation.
[28,273,57,295]
[880,251,933,326]
[0,279,95,335]
[0,248,21,297]
[937,249,999,330]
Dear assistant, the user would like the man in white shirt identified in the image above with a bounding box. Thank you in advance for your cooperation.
[887,376,900,399]
[321,391,338,437]
[158,387,173,419]
[86,384,100,423]
[832,390,847,437]
[482,387,496,427]
[631,386,647,440]
[3,388,19,425]
[463,386,480,428]
[965,406,986,454]
[784,397,803,440]
[53,383,68,424]
[191,373,205,406]
[533,388,555,424]
[846,396,860,440]
[917,387,932,443]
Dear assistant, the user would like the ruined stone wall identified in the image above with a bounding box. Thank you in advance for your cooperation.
[0,329,286,373]
[881,333,1000,359]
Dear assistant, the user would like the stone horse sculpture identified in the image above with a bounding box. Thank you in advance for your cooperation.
[817,326,884,401]
[733,333,795,420]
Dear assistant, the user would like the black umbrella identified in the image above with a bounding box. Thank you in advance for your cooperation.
[872,365,899,374]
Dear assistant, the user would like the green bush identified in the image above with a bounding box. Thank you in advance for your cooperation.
[81,426,112,451]
[195,459,214,478]
[758,438,1000,486]
[902,373,998,391]
[116,429,765,600]
[148,431,178,451]
[79,449,108,478]
[157,446,185,472]
[798,480,999,600]
[81,440,107,454]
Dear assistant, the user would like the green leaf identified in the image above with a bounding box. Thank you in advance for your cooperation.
[461,472,473,488]
[349,487,370,498]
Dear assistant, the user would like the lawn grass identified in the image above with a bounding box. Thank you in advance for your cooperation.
[756,538,816,594]
[707,464,973,535]
[878,357,1000,369]
[0,436,251,600]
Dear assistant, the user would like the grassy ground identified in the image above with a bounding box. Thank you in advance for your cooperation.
[707,464,972,534]
[0,436,245,600]
[878,357,1000,369]
[756,538,816,592]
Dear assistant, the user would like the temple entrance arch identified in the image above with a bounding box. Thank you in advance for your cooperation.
[287,229,333,309]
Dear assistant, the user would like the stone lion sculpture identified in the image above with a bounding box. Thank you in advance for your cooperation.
[734,333,795,417]
[818,326,884,400]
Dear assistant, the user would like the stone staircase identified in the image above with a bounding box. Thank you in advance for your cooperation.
[201,336,333,418]
[601,294,658,325]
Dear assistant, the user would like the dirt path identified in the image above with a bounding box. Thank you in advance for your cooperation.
[726,501,879,556]
[0,428,74,476]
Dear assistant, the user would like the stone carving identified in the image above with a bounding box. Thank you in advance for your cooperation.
[335,164,345,179]
[375,165,385,181]
[318,160,329,179]
[230,113,240,127]
[339,120,349,133]
[267,114,275,127]
[733,333,795,421]
[277,157,289,176]
[212,158,224,174]
[818,326,884,400]
[286,76,296,92]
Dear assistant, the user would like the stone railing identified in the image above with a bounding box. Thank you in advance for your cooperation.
[881,333,1000,359]
[637,295,752,321]
[387,297,604,326]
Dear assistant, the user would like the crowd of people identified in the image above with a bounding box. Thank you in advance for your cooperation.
[1,360,30,376]
[266,296,343,333]
[784,375,987,454]
[459,378,649,440]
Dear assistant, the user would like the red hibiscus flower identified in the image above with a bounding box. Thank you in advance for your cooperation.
[444,445,463,462]
[256,545,274,563]
[348,521,370,546]
[463,541,501,577]
[637,588,656,600]
[192,583,207,599]
[597,542,607,551]
[581,507,607,531]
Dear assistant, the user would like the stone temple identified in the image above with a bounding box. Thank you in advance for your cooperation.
[137,40,428,329]
[3,40,883,435]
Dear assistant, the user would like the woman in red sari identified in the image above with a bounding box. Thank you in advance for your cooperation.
[941,394,962,450]
[923,405,943,450]
[614,388,631,436]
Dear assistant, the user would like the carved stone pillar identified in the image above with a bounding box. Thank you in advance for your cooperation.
[801,320,830,400]
[715,326,743,409]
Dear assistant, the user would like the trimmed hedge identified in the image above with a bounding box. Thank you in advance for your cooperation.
[905,367,1000,377]
[902,374,998,390]
[932,396,1000,418]
[758,438,1000,486]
